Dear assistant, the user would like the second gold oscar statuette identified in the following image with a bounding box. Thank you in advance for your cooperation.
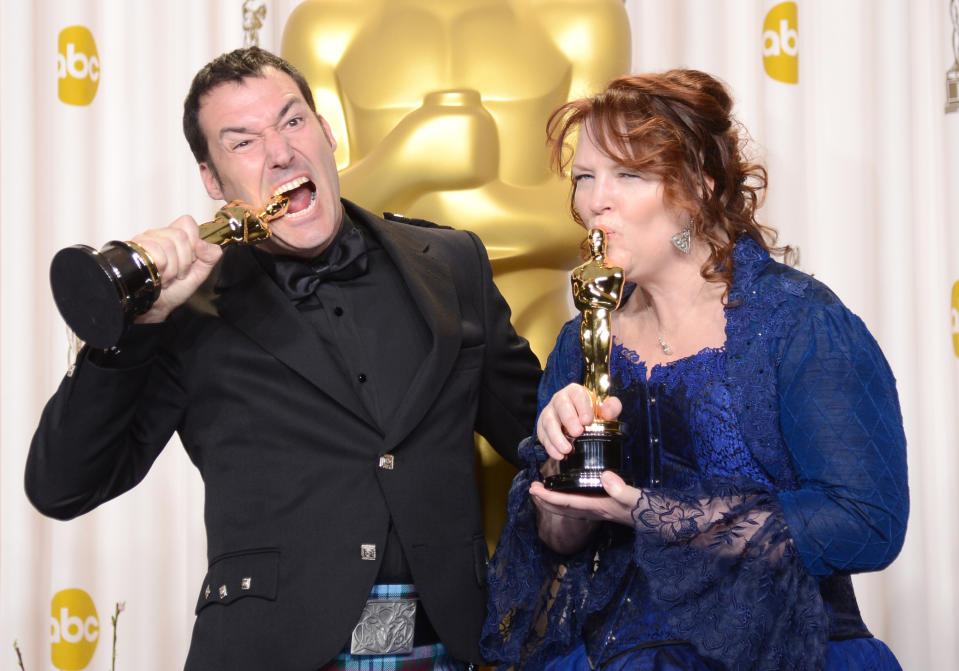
[49,195,289,349]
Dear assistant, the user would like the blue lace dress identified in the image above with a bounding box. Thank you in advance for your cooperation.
[480,238,908,670]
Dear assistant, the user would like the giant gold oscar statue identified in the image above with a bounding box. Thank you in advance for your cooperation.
[281,0,630,549]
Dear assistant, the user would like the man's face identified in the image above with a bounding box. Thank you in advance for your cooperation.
[197,67,342,259]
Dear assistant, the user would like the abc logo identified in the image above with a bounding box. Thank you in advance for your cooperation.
[952,280,959,358]
[58,26,100,106]
[50,589,99,670]
[762,2,799,84]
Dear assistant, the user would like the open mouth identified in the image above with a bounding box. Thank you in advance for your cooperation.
[273,177,317,218]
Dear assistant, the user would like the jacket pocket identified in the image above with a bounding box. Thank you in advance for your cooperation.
[194,547,280,614]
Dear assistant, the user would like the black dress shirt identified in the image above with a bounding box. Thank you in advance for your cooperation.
[254,213,430,583]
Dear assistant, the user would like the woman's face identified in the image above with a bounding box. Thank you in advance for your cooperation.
[571,127,687,284]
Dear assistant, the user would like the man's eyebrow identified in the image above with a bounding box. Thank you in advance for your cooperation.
[219,99,300,138]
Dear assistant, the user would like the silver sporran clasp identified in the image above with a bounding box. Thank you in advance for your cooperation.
[349,598,417,655]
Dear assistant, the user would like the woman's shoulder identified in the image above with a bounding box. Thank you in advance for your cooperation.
[740,252,886,365]
[759,259,842,307]
[733,237,844,313]
[558,313,581,336]
[546,316,583,365]
[729,237,880,357]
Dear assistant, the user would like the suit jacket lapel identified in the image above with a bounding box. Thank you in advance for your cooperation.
[211,246,376,427]
[352,205,462,447]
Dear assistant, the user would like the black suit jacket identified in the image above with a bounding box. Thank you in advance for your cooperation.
[26,200,541,670]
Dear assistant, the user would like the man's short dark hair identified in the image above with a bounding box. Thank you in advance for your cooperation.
[182,46,317,166]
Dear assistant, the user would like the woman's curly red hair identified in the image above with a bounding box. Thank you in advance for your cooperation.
[547,69,789,294]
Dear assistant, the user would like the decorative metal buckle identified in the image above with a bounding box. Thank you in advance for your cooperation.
[349,598,417,655]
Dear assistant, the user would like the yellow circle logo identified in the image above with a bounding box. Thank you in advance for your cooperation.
[763,2,799,84]
[50,589,99,670]
[58,26,100,106]
[952,280,959,358]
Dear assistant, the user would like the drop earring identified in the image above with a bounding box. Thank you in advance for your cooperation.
[671,220,692,254]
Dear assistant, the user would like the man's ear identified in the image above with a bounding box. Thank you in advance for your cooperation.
[318,114,338,152]
[199,162,224,201]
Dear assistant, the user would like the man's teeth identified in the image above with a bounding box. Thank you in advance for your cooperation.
[281,184,317,219]
[273,176,308,197]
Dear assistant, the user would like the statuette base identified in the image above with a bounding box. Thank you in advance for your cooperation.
[545,420,630,495]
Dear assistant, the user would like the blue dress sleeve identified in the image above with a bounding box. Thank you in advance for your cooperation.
[480,318,610,668]
[775,299,909,577]
[535,318,583,416]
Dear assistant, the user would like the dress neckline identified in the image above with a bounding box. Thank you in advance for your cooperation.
[613,338,726,382]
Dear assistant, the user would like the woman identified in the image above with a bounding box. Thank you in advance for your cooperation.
[480,70,907,670]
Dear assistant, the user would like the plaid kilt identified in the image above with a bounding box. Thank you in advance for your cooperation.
[319,584,468,671]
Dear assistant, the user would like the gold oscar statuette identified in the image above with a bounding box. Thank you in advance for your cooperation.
[49,196,289,349]
[545,228,630,494]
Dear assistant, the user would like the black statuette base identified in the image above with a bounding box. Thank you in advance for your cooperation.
[544,424,630,496]
[50,241,160,349]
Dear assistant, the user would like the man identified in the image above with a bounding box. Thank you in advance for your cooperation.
[25,47,540,670]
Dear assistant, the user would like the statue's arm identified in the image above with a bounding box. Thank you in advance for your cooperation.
[280,0,383,169]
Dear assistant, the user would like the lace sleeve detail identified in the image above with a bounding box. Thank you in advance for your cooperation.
[632,479,829,670]
[481,439,633,669]
[480,438,586,667]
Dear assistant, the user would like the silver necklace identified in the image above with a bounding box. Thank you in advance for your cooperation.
[654,280,708,355]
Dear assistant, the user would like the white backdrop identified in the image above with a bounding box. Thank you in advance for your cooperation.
[1,1,956,669]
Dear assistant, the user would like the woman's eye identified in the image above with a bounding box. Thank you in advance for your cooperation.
[573,174,592,182]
